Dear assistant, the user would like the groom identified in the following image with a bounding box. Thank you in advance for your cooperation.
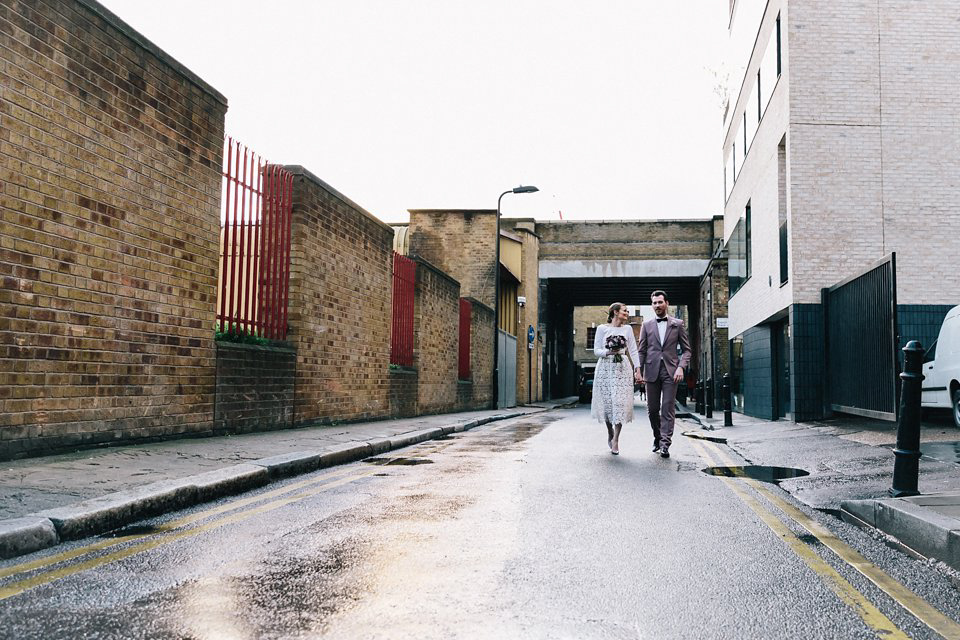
[636,290,692,459]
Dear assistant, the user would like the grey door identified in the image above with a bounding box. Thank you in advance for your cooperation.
[498,330,518,409]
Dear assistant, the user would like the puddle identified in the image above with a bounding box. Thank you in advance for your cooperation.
[682,430,728,444]
[919,441,960,465]
[702,465,810,483]
[363,457,434,466]
[100,524,160,538]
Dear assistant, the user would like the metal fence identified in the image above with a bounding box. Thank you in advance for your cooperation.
[390,252,416,366]
[217,136,293,340]
[458,298,472,379]
[823,253,898,420]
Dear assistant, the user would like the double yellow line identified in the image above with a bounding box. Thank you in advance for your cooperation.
[0,441,451,601]
[691,439,960,640]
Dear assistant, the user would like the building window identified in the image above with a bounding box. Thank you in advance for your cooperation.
[586,326,597,348]
[778,138,788,285]
[757,72,762,121]
[745,202,752,280]
[730,336,744,412]
[776,14,782,76]
[728,202,752,296]
[742,113,747,152]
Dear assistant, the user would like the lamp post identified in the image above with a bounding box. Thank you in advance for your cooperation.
[493,185,538,409]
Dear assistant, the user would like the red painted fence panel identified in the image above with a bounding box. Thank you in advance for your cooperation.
[390,252,416,367]
[458,298,471,379]
[218,136,293,340]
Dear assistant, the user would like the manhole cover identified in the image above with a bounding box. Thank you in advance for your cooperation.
[702,465,809,483]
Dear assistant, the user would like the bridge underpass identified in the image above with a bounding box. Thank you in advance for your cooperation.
[539,276,704,399]
[530,219,718,400]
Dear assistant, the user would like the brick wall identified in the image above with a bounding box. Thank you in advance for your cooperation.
[513,223,541,404]
[463,297,494,410]
[285,166,394,425]
[0,0,227,459]
[788,0,960,305]
[407,209,497,309]
[215,342,295,433]
[537,220,713,261]
[412,257,459,414]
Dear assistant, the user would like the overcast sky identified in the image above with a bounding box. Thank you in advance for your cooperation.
[102,1,728,223]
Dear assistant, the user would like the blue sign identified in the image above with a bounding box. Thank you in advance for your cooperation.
[527,325,535,348]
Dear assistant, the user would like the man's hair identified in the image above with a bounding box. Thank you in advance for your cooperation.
[651,290,668,302]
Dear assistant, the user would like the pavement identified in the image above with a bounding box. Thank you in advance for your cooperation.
[678,404,960,574]
[0,400,576,559]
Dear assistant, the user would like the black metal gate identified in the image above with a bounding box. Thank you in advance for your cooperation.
[823,254,898,420]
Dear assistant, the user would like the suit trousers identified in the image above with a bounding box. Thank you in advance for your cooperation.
[645,361,678,449]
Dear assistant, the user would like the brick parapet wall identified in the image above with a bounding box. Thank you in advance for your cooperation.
[461,296,494,410]
[0,0,226,459]
[214,341,295,433]
[408,209,497,309]
[284,166,394,426]
[411,257,459,414]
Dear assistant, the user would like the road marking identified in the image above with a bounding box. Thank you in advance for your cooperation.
[698,440,960,640]
[691,440,909,639]
[0,438,456,583]
[0,468,382,601]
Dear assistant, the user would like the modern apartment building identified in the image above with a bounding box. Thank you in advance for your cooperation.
[723,0,960,421]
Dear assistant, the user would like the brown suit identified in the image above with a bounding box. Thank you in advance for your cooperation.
[637,316,692,451]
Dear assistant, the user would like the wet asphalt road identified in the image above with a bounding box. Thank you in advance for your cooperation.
[2,404,960,639]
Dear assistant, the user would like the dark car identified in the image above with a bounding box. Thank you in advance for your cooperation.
[578,364,596,404]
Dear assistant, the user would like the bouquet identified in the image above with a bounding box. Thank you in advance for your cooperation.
[605,334,627,363]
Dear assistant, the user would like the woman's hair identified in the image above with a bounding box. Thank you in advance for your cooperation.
[607,302,626,322]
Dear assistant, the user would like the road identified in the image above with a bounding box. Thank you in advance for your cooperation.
[1,403,959,639]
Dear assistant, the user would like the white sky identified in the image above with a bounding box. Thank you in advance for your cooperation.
[102,1,729,223]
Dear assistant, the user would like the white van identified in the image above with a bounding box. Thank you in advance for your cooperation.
[921,305,960,428]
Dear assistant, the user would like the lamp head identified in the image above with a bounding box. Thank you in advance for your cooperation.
[512,185,539,194]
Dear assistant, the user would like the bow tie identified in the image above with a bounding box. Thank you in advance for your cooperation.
[656,317,668,323]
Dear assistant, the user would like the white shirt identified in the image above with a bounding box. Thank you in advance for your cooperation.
[593,324,641,371]
[657,316,668,344]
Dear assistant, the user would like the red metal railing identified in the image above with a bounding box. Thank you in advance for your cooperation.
[217,136,293,340]
[458,298,471,379]
[390,252,416,366]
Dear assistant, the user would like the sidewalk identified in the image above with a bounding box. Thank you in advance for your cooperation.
[678,406,960,573]
[0,400,575,559]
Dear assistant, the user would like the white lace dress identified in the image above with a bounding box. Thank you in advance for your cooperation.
[590,324,641,425]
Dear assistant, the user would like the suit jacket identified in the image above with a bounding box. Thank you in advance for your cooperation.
[637,316,692,379]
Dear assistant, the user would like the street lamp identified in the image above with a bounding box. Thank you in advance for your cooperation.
[493,185,539,409]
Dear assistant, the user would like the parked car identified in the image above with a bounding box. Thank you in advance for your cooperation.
[578,364,596,404]
[921,305,960,428]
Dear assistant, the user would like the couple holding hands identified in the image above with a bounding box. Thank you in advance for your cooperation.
[590,290,691,457]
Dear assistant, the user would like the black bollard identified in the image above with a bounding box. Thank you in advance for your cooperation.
[696,381,704,414]
[706,377,714,419]
[890,341,925,497]
[722,373,733,426]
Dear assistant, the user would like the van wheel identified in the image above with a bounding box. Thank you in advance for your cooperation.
[953,388,960,429]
